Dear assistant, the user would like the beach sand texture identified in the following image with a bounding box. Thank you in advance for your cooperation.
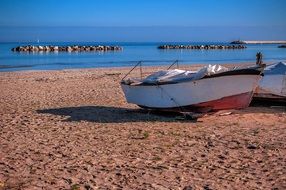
[0,66,285,189]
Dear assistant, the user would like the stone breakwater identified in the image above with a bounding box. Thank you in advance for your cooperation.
[158,44,246,50]
[11,45,123,52]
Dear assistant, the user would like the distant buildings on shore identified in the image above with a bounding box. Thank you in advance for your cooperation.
[231,40,286,44]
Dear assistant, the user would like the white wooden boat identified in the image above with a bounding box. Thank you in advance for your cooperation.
[121,63,264,112]
[254,62,286,101]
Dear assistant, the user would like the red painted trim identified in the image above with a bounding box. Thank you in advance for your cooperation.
[139,91,254,113]
[193,91,253,112]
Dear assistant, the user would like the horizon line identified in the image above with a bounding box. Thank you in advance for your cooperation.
[1,25,286,28]
[2,40,286,44]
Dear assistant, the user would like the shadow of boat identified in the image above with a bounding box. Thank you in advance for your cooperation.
[243,99,286,114]
[250,98,285,107]
[37,102,285,123]
[37,106,198,123]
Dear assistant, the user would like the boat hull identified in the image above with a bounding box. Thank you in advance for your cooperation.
[121,75,261,112]
[254,74,286,100]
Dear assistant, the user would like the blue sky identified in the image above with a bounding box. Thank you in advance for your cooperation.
[0,0,285,42]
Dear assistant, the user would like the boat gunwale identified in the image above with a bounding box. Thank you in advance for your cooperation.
[121,67,263,87]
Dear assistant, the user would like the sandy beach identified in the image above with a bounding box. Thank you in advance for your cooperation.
[0,65,285,189]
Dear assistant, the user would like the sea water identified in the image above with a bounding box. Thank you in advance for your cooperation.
[0,42,285,72]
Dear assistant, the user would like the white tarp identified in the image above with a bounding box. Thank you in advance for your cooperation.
[256,62,286,97]
[263,62,286,75]
[143,64,228,84]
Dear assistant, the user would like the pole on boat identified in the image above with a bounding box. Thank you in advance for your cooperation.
[167,60,179,70]
[121,61,142,81]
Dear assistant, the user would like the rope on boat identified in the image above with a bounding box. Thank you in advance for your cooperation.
[155,85,201,120]
[156,84,185,112]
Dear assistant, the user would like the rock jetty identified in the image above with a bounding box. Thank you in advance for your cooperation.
[158,44,246,50]
[11,45,123,52]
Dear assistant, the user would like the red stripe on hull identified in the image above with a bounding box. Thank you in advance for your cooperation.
[139,92,254,113]
[192,91,253,112]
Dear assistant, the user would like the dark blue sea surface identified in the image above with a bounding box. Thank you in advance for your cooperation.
[0,42,285,72]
